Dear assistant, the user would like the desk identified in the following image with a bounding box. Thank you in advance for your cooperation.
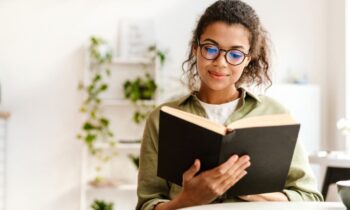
[181,202,345,210]
[309,152,350,199]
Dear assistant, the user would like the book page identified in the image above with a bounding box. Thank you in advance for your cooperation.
[161,106,227,135]
[227,114,298,130]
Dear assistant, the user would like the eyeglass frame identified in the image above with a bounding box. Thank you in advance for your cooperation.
[196,39,249,66]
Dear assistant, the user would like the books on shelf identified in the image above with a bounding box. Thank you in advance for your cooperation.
[157,106,300,197]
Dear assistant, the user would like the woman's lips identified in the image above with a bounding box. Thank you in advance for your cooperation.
[208,71,229,79]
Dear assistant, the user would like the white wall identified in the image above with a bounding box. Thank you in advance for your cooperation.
[0,0,345,209]
[326,0,346,150]
[346,0,350,146]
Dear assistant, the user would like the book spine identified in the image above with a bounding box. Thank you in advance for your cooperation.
[219,131,237,164]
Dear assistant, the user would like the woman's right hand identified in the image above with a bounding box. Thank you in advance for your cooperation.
[155,155,250,210]
[177,155,250,208]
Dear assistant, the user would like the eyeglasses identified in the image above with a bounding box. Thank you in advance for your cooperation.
[197,40,249,66]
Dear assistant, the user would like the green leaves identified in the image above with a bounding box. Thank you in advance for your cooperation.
[148,45,167,66]
[85,134,96,144]
[133,111,147,124]
[90,36,112,64]
[123,73,157,102]
[157,51,166,66]
[93,74,101,83]
[100,118,109,127]
[77,36,116,161]
[91,200,114,210]
[128,154,140,169]
[123,74,157,124]
[99,83,108,92]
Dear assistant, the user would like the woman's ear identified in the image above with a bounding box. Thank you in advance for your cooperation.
[245,55,251,67]
[192,45,198,57]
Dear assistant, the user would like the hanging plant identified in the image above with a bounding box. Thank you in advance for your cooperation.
[77,36,117,185]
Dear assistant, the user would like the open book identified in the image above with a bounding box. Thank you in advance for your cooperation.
[157,106,300,197]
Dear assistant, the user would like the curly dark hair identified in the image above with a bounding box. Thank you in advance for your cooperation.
[182,0,272,91]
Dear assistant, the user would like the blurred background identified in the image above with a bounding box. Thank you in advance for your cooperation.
[0,0,349,209]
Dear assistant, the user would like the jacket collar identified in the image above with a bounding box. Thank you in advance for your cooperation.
[176,87,261,106]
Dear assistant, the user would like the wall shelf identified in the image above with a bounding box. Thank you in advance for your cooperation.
[81,43,159,210]
[93,142,141,156]
[111,57,153,65]
[101,99,156,107]
[86,183,137,192]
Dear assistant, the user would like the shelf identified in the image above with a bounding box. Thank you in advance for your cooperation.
[90,57,154,67]
[111,57,153,65]
[101,99,156,106]
[309,151,350,167]
[81,46,157,210]
[117,142,141,150]
[93,142,141,154]
[86,183,137,192]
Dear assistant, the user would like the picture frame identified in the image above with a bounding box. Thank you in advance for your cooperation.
[117,18,156,60]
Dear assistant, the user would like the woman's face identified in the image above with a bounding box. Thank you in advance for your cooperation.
[194,22,251,93]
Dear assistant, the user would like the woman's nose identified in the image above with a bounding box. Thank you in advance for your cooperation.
[213,51,228,67]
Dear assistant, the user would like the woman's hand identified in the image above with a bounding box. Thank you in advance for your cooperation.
[239,192,289,202]
[179,155,250,206]
[155,155,250,210]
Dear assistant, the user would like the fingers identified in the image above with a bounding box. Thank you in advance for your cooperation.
[210,155,250,192]
[224,156,250,180]
[182,159,201,183]
[191,155,248,197]
[239,194,265,202]
[240,192,289,202]
[221,169,248,193]
[212,155,250,179]
[208,155,239,178]
[239,195,252,201]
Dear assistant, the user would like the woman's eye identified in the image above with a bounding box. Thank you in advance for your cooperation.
[229,51,244,59]
[205,46,219,54]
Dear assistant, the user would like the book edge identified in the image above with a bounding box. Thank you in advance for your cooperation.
[226,114,298,130]
[160,106,226,135]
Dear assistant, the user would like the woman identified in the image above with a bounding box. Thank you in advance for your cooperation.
[136,1,323,209]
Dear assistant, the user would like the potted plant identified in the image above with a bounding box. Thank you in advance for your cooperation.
[123,73,157,102]
[91,200,114,210]
[123,73,157,124]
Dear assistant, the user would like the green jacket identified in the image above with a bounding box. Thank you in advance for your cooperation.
[136,88,323,210]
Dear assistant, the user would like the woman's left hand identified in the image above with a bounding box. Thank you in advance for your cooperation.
[239,192,289,201]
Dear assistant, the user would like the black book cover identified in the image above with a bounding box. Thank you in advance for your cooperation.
[157,109,300,197]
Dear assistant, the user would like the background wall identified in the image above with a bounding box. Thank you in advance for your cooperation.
[326,0,346,150]
[0,0,346,209]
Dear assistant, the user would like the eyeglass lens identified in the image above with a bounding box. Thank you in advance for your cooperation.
[201,44,245,65]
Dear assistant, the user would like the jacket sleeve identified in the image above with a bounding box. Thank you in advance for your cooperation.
[136,110,171,210]
[283,141,324,201]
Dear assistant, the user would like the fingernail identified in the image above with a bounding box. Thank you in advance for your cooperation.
[231,155,238,160]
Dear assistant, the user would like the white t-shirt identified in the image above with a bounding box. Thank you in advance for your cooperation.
[198,99,239,125]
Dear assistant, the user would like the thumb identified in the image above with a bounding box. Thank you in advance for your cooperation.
[183,159,201,182]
